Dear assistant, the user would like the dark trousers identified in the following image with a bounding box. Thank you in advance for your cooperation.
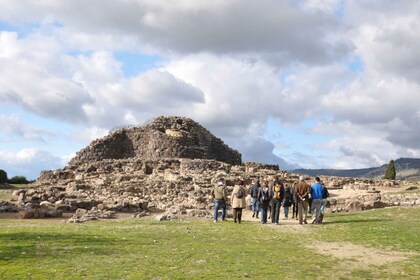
[261,205,269,224]
[292,202,298,218]
[233,208,243,223]
[271,199,281,224]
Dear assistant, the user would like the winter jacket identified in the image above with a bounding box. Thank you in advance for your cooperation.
[249,182,260,198]
[231,185,246,209]
[258,185,271,207]
[212,183,227,201]
[311,182,323,200]
[282,187,293,207]
[295,181,311,201]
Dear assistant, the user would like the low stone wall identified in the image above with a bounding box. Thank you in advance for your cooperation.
[328,192,420,212]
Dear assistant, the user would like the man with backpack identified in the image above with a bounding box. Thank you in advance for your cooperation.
[212,178,227,223]
[249,179,261,218]
[269,176,284,225]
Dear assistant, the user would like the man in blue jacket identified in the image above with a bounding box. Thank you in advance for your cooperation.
[311,177,324,224]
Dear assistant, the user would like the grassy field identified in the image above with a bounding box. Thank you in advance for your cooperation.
[0,207,419,280]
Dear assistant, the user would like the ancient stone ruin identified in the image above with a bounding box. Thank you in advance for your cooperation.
[69,116,242,166]
[1,116,419,222]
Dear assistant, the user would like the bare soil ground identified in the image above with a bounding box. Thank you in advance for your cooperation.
[306,241,412,267]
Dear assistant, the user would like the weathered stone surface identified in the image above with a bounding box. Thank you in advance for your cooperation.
[66,116,241,166]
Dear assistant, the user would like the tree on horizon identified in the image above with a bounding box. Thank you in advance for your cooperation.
[384,160,396,180]
[0,169,7,184]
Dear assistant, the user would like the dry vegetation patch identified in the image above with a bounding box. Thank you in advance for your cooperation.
[306,241,414,267]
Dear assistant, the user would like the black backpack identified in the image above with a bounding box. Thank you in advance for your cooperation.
[236,187,244,198]
[261,188,269,202]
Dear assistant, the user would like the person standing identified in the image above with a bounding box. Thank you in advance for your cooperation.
[311,177,324,224]
[269,176,284,225]
[319,181,329,224]
[258,181,271,224]
[212,178,227,223]
[249,179,261,218]
[295,176,311,225]
[291,181,299,220]
[231,179,247,223]
[282,184,293,219]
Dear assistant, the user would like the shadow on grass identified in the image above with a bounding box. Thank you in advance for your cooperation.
[0,232,118,261]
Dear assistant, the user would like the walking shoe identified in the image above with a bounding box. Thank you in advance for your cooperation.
[304,219,308,224]
[252,213,255,218]
[214,220,217,223]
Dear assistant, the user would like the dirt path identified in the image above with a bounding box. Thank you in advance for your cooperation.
[306,241,414,266]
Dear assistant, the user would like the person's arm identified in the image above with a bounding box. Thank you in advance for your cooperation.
[301,184,310,199]
[280,184,285,201]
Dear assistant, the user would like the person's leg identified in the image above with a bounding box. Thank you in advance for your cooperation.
[252,198,256,217]
[310,200,316,223]
[213,200,219,222]
[319,199,326,223]
[256,201,260,218]
[221,201,226,221]
[262,206,267,223]
[238,208,242,223]
[275,201,280,224]
[284,206,289,219]
[291,203,295,218]
[233,208,237,223]
[298,202,303,224]
[303,201,309,223]
[315,199,322,223]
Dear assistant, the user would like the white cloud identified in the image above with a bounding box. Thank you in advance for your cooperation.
[0,148,64,179]
[0,114,51,142]
[0,0,353,65]
[0,0,419,173]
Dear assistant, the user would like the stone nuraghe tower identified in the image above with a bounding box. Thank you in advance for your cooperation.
[69,116,242,166]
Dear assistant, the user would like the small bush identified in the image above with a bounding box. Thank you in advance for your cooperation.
[8,176,30,184]
[0,169,7,184]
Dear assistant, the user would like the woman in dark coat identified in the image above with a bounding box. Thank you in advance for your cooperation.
[282,184,293,219]
[258,181,271,224]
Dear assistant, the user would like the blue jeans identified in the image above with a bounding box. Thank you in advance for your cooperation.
[311,199,322,223]
[252,197,259,215]
[214,200,226,221]
[261,206,268,223]
[283,206,289,218]
[320,199,327,215]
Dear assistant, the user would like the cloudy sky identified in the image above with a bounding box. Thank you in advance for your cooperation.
[1,0,419,179]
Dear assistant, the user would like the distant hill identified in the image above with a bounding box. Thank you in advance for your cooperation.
[292,158,420,180]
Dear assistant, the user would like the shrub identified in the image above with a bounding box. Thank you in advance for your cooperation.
[8,176,30,184]
[0,169,7,184]
[385,160,396,180]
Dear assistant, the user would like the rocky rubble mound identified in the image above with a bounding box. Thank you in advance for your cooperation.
[69,116,242,166]
[1,116,419,222]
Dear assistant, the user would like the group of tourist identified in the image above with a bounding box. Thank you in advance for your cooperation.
[212,175,329,225]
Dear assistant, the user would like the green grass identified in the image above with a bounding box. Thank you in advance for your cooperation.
[0,207,419,279]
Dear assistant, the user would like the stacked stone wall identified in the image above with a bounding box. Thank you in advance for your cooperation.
[69,116,241,166]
